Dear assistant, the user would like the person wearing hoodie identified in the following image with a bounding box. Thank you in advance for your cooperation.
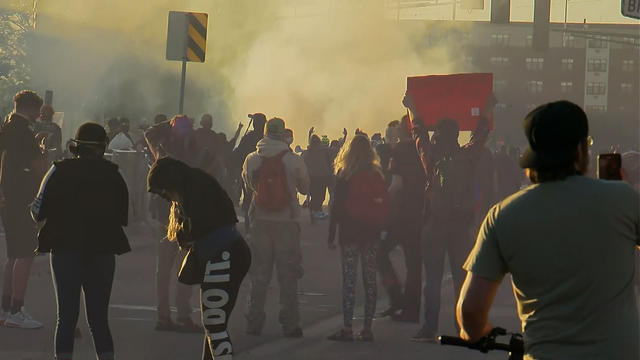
[242,117,310,337]
[30,122,130,360]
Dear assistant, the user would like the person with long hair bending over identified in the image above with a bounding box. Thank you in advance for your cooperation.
[147,157,251,360]
[327,135,390,342]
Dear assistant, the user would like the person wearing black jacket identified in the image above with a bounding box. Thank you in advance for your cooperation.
[31,122,130,360]
[147,157,251,360]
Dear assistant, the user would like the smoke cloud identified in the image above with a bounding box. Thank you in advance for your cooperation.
[23,0,464,143]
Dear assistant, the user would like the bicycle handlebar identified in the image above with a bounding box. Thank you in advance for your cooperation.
[438,327,524,358]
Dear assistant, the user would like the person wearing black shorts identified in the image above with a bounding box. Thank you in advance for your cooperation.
[147,157,251,360]
[0,90,47,329]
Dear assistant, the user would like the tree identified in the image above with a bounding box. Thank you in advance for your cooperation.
[0,0,36,118]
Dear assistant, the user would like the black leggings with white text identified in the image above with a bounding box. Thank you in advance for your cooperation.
[199,236,251,360]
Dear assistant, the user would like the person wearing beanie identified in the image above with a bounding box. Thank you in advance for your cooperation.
[242,117,310,337]
[30,122,130,360]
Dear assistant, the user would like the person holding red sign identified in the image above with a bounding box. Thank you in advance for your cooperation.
[403,92,493,342]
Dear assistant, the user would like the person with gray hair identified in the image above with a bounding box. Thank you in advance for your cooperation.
[242,117,310,337]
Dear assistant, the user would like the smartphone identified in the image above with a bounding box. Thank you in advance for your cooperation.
[597,153,622,180]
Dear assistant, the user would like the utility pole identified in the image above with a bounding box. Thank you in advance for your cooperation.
[452,0,456,20]
[563,0,569,47]
[178,59,187,114]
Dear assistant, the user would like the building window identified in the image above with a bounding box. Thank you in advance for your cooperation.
[525,57,544,71]
[621,83,633,95]
[491,33,510,47]
[622,60,636,72]
[493,79,507,92]
[588,37,608,49]
[490,57,510,67]
[587,59,607,72]
[586,81,607,95]
[585,105,606,112]
[527,80,543,94]
[561,58,574,70]
[496,103,508,110]
[621,37,636,47]
[525,35,533,47]
[564,35,577,48]
[560,81,573,93]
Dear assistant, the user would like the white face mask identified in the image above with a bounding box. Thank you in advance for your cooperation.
[284,137,293,145]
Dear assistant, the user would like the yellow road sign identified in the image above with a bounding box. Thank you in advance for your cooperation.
[166,11,208,63]
[186,12,207,62]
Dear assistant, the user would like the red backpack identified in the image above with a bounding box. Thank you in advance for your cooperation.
[345,169,390,227]
[255,151,291,212]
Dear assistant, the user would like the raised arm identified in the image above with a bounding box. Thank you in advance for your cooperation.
[463,93,496,150]
[403,92,432,179]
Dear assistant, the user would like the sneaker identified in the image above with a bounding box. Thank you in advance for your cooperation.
[410,328,437,343]
[0,310,7,326]
[155,316,176,332]
[4,308,43,329]
[174,318,203,333]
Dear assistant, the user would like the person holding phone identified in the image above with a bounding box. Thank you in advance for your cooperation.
[456,101,639,359]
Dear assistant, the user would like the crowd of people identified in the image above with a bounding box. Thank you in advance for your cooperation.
[0,88,638,360]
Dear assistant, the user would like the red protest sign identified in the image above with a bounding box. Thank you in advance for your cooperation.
[407,73,494,131]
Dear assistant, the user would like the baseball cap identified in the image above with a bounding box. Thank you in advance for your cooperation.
[248,113,267,125]
[265,117,286,139]
[519,101,589,169]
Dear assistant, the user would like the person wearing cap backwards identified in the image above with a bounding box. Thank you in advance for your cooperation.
[31,122,130,360]
[457,101,640,359]
[242,117,310,337]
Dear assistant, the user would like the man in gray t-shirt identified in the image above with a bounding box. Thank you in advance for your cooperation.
[457,101,640,360]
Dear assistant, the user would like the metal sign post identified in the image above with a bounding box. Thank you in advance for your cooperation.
[179,60,187,114]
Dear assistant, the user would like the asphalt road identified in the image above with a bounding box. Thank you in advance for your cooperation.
[0,215,523,360]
